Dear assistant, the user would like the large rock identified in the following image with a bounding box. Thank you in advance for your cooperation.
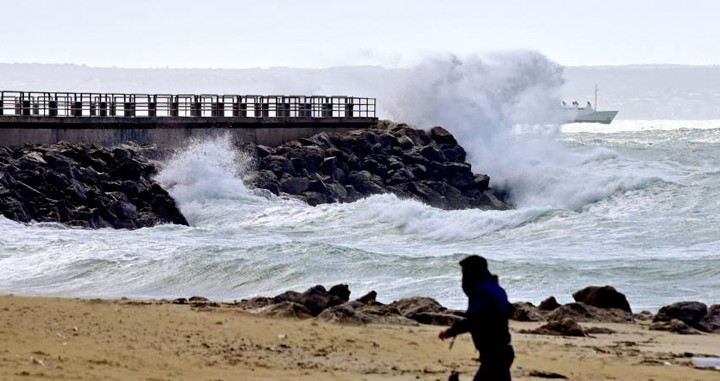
[328,284,351,302]
[357,291,378,304]
[572,286,632,313]
[316,303,375,324]
[279,176,309,195]
[429,126,458,145]
[649,319,698,335]
[699,304,720,333]
[297,285,345,316]
[388,297,445,317]
[510,302,547,322]
[546,303,633,323]
[539,296,561,311]
[259,302,313,319]
[525,318,586,337]
[410,312,464,326]
[653,301,708,329]
[318,303,418,326]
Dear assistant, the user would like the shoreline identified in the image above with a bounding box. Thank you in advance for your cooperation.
[1,294,719,380]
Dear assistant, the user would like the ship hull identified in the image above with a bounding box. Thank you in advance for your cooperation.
[567,110,618,124]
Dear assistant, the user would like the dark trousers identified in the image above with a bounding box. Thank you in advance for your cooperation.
[473,345,514,381]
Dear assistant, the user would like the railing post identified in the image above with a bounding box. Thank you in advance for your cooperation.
[148,100,157,117]
[211,102,224,117]
[170,100,179,117]
[72,101,83,117]
[321,99,332,117]
[124,102,136,117]
[345,98,354,118]
[22,100,31,116]
[300,102,311,117]
[99,102,108,116]
[191,98,201,117]
[233,102,247,117]
[48,100,58,116]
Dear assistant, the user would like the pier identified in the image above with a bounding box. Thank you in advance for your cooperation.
[0,91,377,147]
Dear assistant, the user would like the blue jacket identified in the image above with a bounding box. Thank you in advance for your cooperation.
[445,277,511,353]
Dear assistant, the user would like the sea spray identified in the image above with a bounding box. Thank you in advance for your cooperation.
[386,52,660,210]
[154,135,270,226]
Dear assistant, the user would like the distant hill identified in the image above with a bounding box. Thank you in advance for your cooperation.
[2,63,719,120]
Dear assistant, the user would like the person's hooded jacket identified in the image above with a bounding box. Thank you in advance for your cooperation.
[445,274,511,353]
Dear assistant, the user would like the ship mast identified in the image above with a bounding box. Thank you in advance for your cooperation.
[594,84,598,111]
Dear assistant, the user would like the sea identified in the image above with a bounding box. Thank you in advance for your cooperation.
[1,119,718,312]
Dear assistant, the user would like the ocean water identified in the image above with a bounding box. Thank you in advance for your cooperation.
[1,119,719,312]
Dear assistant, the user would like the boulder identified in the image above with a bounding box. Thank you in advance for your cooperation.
[388,297,446,317]
[653,301,708,328]
[585,327,617,335]
[539,296,561,311]
[546,303,633,323]
[698,304,720,333]
[510,302,547,322]
[319,156,337,175]
[328,284,351,302]
[357,291,378,304]
[260,302,313,319]
[572,286,632,313]
[280,177,309,195]
[318,303,418,326]
[264,155,295,177]
[473,174,490,191]
[273,290,302,304]
[429,126,458,145]
[634,311,654,321]
[316,303,375,324]
[298,285,345,316]
[525,318,586,337]
[347,170,384,194]
[410,312,464,326]
[301,191,328,206]
[649,319,699,335]
[237,297,274,309]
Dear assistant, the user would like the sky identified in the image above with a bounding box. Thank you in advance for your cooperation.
[2,0,720,68]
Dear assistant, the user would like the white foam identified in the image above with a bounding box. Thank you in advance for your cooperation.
[385,53,659,211]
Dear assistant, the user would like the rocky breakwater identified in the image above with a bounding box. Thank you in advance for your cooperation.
[0,142,187,229]
[245,121,511,210]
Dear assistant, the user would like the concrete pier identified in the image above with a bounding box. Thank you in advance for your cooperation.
[0,91,377,147]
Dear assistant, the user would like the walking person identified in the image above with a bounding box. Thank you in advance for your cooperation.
[439,255,514,381]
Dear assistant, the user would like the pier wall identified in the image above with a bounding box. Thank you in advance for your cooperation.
[0,117,372,147]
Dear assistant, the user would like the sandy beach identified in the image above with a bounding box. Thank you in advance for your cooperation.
[0,295,718,381]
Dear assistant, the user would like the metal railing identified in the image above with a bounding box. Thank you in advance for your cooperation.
[0,91,376,119]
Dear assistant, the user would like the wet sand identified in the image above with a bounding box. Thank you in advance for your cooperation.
[0,295,718,381]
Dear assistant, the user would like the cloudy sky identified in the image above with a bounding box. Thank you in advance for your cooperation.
[2,0,719,68]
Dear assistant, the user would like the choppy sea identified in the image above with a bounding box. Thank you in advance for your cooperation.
[1,120,719,312]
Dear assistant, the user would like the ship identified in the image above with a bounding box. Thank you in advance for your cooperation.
[564,84,618,124]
